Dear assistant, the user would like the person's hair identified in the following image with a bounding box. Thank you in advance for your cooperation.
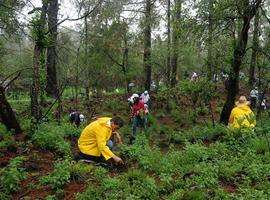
[111,116,124,127]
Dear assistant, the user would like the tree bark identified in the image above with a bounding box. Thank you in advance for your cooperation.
[249,8,260,86]
[143,0,152,91]
[166,0,171,86]
[0,86,22,133]
[207,0,214,80]
[46,0,59,98]
[220,0,262,124]
[170,0,181,87]
[31,0,48,121]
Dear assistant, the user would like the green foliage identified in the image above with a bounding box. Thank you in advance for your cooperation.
[70,162,94,183]
[77,169,158,200]
[39,158,72,189]
[31,123,72,156]
[104,99,125,111]
[0,130,16,149]
[179,78,216,106]
[0,156,26,194]
[172,124,227,143]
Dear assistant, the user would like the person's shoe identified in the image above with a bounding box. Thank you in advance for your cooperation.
[78,159,96,164]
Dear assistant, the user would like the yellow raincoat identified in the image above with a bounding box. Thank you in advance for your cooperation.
[228,105,256,129]
[78,117,114,160]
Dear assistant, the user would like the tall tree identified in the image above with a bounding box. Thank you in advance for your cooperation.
[166,0,171,85]
[220,0,262,124]
[249,8,260,86]
[30,0,48,121]
[46,0,59,98]
[207,0,214,80]
[0,0,24,133]
[170,0,181,87]
[143,0,152,91]
[0,75,22,133]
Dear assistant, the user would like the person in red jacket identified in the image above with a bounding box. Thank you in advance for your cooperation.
[131,94,145,138]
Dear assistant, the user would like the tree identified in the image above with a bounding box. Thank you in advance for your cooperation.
[249,8,260,86]
[46,0,59,98]
[220,0,262,124]
[0,74,23,133]
[166,0,171,86]
[207,0,214,80]
[30,0,48,122]
[143,0,153,91]
[170,0,181,87]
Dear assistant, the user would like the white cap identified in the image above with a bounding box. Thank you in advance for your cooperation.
[128,97,134,104]
[132,93,139,98]
[144,90,148,94]
[79,114,85,121]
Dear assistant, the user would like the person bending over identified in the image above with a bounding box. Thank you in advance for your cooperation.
[78,116,124,165]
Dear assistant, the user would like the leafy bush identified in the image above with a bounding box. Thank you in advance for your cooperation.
[39,158,72,189]
[76,169,158,200]
[0,132,16,149]
[0,156,26,194]
[70,162,94,183]
[31,123,72,156]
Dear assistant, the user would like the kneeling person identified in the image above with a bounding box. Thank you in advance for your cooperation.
[78,116,124,165]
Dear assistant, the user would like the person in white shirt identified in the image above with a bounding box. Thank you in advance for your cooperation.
[191,72,198,81]
[140,90,150,105]
[250,87,259,109]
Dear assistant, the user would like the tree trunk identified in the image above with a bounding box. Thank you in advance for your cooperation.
[170,0,181,87]
[207,0,214,80]
[31,0,48,121]
[46,0,59,98]
[143,0,152,91]
[220,0,262,124]
[0,86,22,133]
[84,16,90,102]
[249,9,260,86]
[166,0,171,86]
[123,31,130,94]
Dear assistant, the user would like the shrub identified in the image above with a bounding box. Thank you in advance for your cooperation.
[0,156,26,194]
[31,123,72,156]
[70,162,94,183]
[39,158,72,189]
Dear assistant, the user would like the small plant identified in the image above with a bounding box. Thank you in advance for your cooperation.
[70,162,94,183]
[39,158,72,189]
[31,123,72,156]
[0,156,26,194]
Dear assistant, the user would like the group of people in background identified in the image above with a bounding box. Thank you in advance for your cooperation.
[249,87,267,110]
[68,75,268,168]
[68,90,151,167]
[128,90,150,142]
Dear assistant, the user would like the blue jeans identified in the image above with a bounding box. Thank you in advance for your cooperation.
[106,140,114,150]
[132,115,145,136]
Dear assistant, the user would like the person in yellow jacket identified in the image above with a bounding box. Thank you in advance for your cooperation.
[78,116,124,165]
[228,96,256,130]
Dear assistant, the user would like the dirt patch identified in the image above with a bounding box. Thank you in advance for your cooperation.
[219,178,238,193]
[63,181,86,200]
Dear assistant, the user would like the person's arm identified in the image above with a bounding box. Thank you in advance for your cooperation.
[228,109,235,124]
[113,131,122,144]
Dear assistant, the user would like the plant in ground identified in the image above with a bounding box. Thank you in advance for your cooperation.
[39,158,72,189]
[31,123,72,156]
[0,156,26,195]
[70,162,94,183]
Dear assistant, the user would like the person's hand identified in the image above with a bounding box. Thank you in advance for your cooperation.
[113,156,124,165]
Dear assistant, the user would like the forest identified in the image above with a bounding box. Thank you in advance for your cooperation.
[1,0,270,199]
